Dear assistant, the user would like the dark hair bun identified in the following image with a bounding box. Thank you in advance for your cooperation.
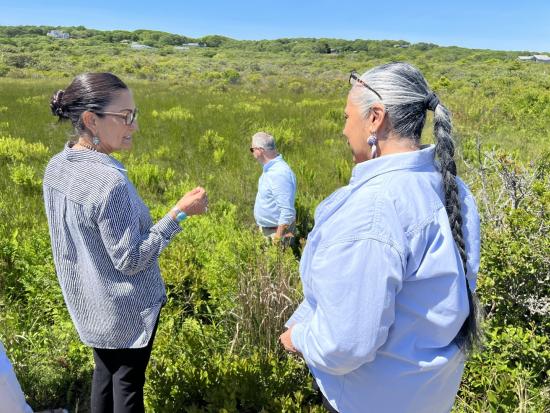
[50,73,128,130]
[50,89,68,119]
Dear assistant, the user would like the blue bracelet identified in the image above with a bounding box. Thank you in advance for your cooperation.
[175,211,187,223]
[171,208,187,223]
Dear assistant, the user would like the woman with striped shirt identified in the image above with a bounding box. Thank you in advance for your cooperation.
[43,72,208,413]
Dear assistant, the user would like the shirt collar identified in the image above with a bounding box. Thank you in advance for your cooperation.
[64,142,127,172]
[263,154,283,172]
[349,144,436,186]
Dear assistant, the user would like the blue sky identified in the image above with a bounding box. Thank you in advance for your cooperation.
[1,0,549,52]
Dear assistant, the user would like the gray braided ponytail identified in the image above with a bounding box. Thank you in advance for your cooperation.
[433,104,481,354]
[351,62,480,354]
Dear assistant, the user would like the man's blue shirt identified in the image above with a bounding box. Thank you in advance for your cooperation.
[254,155,297,227]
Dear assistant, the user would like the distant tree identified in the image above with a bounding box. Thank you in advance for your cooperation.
[5,53,36,68]
[315,41,331,54]
[349,40,369,52]
[199,35,233,47]
[413,42,439,51]
[4,26,27,37]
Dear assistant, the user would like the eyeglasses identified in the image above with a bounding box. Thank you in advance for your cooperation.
[249,147,264,153]
[349,71,382,100]
[96,108,138,125]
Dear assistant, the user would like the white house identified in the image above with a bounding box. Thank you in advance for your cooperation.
[47,30,69,39]
[518,54,550,63]
[174,43,201,51]
[130,42,153,50]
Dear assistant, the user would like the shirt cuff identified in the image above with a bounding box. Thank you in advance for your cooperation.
[290,322,307,354]
[284,316,297,329]
[155,213,183,240]
[285,302,313,328]
[277,214,296,226]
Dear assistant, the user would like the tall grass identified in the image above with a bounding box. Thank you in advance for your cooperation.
[230,245,301,356]
[0,61,548,411]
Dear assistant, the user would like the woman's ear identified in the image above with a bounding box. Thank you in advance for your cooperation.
[369,103,386,132]
[81,111,97,135]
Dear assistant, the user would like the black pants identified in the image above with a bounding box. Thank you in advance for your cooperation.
[91,318,159,413]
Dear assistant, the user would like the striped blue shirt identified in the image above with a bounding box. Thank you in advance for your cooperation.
[43,144,182,349]
[254,155,297,227]
[286,145,480,413]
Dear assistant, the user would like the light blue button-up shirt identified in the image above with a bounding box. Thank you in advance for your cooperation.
[0,341,33,413]
[286,145,480,413]
[254,155,297,227]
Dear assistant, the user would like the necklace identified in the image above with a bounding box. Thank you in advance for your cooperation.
[75,141,97,151]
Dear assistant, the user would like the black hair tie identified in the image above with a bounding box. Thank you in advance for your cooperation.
[424,92,440,111]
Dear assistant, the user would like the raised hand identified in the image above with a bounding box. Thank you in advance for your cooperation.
[175,186,208,216]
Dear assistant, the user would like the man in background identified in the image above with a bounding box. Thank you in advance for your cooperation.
[250,132,297,244]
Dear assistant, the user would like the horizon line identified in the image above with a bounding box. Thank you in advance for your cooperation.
[1,24,547,54]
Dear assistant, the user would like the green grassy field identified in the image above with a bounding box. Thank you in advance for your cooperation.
[0,27,549,412]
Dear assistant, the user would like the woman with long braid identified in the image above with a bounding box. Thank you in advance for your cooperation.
[279,62,481,413]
